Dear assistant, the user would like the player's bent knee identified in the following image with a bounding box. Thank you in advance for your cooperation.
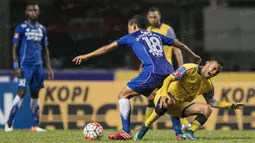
[155,106,166,116]
[118,93,134,99]
[18,88,26,99]
[155,97,167,116]
[206,105,212,116]
[197,105,212,117]
[30,90,39,99]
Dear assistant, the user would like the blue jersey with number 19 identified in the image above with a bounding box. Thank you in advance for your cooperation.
[116,30,174,76]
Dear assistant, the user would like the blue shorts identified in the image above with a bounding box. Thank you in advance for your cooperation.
[127,71,167,97]
[18,64,44,91]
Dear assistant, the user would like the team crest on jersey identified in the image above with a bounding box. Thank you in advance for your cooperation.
[20,24,27,28]
[173,66,187,79]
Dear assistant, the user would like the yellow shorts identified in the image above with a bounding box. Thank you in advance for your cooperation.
[154,93,194,118]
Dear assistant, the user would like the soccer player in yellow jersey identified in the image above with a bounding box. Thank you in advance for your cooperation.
[147,7,183,65]
[143,7,190,137]
[134,57,245,141]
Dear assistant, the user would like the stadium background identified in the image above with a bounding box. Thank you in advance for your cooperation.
[0,0,255,131]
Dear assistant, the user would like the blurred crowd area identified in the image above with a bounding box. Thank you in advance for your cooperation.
[7,0,255,71]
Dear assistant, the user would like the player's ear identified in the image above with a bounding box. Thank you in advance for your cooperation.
[134,25,137,30]
[25,9,28,16]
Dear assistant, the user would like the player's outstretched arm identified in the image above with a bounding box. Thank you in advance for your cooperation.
[203,89,245,110]
[173,48,183,67]
[72,42,118,65]
[44,47,54,80]
[12,44,21,77]
[173,40,201,64]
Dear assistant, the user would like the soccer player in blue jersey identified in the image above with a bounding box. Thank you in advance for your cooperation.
[5,2,54,132]
[73,15,200,140]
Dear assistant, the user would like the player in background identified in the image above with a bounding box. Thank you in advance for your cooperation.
[73,15,201,140]
[143,7,191,136]
[134,58,245,141]
[5,2,54,132]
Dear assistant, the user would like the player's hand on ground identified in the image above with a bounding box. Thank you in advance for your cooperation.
[193,54,202,64]
[47,68,54,80]
[14,68,21,78]
[231,103,246,110]
[72,54,89,65]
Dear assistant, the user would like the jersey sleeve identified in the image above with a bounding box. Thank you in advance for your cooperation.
[171,66,187,80]
[42,27,49,46]
[203,89,219,107]
[203,89,214,102]
[116,34,129,47]
[12,25,23,45]
[157,33,175,46]
[166,28,176,39]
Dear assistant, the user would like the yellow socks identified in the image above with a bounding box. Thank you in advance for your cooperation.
[188,120,201,132]
[145,110,160,127]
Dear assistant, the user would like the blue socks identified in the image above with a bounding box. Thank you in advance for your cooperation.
[7,95,22,126]
[170,116,183,136]
[30,98,39,127]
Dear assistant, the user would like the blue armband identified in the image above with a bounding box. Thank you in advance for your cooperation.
[13,62,19,69]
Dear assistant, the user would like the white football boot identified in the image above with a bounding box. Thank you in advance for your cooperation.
[5,124,13,132]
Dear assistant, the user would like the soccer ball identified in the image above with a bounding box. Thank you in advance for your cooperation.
[83,122,104,140]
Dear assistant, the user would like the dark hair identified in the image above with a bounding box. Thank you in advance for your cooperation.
[129,15,148,29]
[209,56,223,67]
[148,7,161,15]
[26,1,39,8]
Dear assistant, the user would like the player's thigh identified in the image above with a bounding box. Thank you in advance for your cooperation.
[118,85,139,99]
[183,102,212,117]
[30,65,44,95]
[165,100,190,117]
[127,72,165,98]
[18,66,33,97]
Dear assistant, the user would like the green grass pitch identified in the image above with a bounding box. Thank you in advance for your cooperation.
[0,130,254,143]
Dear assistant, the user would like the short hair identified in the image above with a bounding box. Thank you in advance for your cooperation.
[26,1,39,8]
[129,15,148,29]
[209,56,223,67]
[148,7,161,15]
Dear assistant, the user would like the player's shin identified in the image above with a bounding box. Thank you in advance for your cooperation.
[145,110,161,127]
[134,110,162,141]
[181,118,191,127]
[30,98,40,127]
[145,99,155,121]
[144,102,167,127]
[119,98,131,133]
[7,95,23,126]
[188,113,208,133]
[145,107,154,121]
[170,116,183,136]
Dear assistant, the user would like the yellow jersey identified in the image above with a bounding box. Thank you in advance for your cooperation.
[147,23,176,64]
[158,63,213,102]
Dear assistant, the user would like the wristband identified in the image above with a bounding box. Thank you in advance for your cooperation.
[13,62,19,69]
